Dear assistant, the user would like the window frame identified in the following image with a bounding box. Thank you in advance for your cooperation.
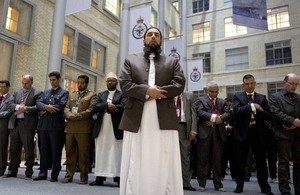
[192,21,210,43]
[265,40,292,66]
[192,0,209,14]
[1,0,35,44]
[225,46,249,71]
[224,17,247,37]
[267,6,290,30]
[103,0,121,18]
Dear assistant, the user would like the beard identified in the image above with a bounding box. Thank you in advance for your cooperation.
[143,44,162,59]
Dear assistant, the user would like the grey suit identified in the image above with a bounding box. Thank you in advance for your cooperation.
[195,95,230,189]
[178,92,197,188]
[269,89,300,194]
[0,94,14,176]
[8,87,42,177]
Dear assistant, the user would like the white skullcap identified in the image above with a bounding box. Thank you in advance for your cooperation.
[106,72,118,80]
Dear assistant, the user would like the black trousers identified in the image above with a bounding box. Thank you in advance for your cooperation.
[38,130,65,179]
[233,126,271,191]
[0,122,9,176]
[9,119,35,177]
[277,135,300,195]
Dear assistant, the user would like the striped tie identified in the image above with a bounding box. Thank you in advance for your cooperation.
[21,90,29,103]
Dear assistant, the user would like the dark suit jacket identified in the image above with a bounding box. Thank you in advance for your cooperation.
[36,87,69,131]
[0,94,14,128]
[92,90,127,139]
[182,92,197,139]
[8,87,42,130]
[196,95,230,142]
[232,91,271,143]
[119,53,185,132]
[269,89,300,139]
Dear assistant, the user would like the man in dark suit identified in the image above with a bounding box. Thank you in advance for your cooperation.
[4,75,42,179]
[176,92,197,191]
[195,81,230,192]
[269,73,300,195]
[0,80,14,177]
[89,72,126,187]
[62,75,96,184]
[232,74,273,195]
[34,71,69,182]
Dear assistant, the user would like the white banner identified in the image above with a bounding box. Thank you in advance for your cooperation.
[232,0,268,30]
[164,38,183,65]
[65,0,91,16]
[129,6,151,54]
[187,59,203,92]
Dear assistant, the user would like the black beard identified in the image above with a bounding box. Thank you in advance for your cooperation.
[143,45,162,60]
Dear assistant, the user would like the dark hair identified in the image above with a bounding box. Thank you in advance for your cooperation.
[0,80,10,87]
[143,27,163,40]
[48,71,61,79]
[78,75,89,83]
[242,74,255,82]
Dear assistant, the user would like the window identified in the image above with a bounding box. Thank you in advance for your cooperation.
[6,6,19,33]
[2,0,34,43]
[104,0,121,18]
[226,85,242,99]
[151,9,158,27]
[0,35,17,80]
[76,33,92,66]
[225,17,247,37]
[62,26,75,59]
[225,47,249,71]
[192,52,211,73]
[193,0,209,13]
[267,82,284,97]
[265,40,292,66]
[192,22,210,43]
[92,42,106,73]
[63,63,97,92]
[267,6,289,30]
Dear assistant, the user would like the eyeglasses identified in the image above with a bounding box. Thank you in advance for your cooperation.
[287,82,299,87]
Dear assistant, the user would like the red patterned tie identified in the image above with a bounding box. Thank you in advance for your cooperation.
[211,98,216,114]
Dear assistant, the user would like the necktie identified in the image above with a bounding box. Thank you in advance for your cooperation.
[176,96,182,121]
[21,90,29,103]
[148,53,155,86]
[288,93,294,103]
[247,94,253,103]
[247,94,256,126]
[0,96,3,105]
[211,98,216,114]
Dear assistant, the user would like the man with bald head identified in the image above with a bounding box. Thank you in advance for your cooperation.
[4,74,42,179]
[269,73,300,195]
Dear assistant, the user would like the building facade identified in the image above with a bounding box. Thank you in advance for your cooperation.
[187,0,300,98]
[0,0,121,92]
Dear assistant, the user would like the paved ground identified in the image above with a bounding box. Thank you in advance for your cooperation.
[0,164,292,195]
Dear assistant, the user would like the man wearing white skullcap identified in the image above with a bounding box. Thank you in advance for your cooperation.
[89,72,127,187]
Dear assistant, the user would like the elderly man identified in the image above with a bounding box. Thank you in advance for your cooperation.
[62,75,96,184]
[89,72,126,187]
[5,75,41,179]
[0,80,14,177]
[269,73,300,195]
[195,81,230,192]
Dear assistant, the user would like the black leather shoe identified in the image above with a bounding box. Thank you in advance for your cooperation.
[4,173,17,178]
[183,186,196,191]
[261,189,274,195]
[50,178,58,182]
[89,180,103,186]
[33,176,47,181]
[234,185,243,193]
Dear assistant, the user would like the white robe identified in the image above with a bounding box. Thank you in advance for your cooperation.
[120,99,183,195]
[94,91,122,177]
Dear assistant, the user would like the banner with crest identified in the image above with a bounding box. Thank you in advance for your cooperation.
[164,38,183,70]
[187,59,203,92]
[129,5,151,54]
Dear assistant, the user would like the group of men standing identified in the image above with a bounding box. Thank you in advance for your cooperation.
[0,71,126,186]
[184,73,299,195]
